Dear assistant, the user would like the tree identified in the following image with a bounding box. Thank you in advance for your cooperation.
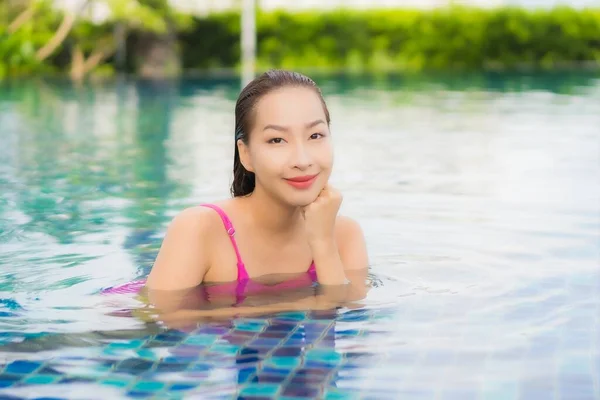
[3,0,192,80]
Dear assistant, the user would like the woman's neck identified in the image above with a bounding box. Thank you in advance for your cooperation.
[241,186,303,236]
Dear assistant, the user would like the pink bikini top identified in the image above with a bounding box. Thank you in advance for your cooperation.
[101,204,318,304]
[200,204,317,303]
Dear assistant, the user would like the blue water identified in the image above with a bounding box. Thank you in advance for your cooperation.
[0,72,599,399]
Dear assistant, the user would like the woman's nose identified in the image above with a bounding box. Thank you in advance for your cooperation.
[290,143,312,169]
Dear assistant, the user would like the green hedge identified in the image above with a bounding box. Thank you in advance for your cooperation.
[178,6,600,72]
[2,6,600,77]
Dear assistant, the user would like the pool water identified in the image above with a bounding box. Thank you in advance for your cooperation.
[0,71,599,399]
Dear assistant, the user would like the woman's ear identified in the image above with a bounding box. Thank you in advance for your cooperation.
[237,139,254,173]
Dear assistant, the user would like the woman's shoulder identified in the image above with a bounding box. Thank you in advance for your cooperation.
[334,215,365,243]
[166,200,235,234]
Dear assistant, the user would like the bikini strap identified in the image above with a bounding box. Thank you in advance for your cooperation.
[199,204,249,281]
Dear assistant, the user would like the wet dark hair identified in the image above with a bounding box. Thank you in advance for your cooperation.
[231,69,331,197]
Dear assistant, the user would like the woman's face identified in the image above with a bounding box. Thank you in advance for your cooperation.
[238,86,333,207]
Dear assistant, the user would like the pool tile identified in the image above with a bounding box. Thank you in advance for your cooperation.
[264,356,301,369]
[261,366,294,375]
[282,384,322,397]
[131,380,166,392]
[273,347,303,357]
[257,331,289,339]
[169,382,198,391]
[101,377,131,388]
[235,354,261,365]
[255,374,287,383]
[235,322,267,332]
[23,375,60,385]
[184,334,217,346]
[126,391,155,398]
[211,343,240,355]
[58,376,97,384]
[249,338,283,347]
[323,388,360,399]
[114,358,155,374]
[155,362,189,373]
[280,397,314,400]
[274,312,307,321]
[106,340,144,350]
[5,360,41,374]
[237,366,258,383]
[305,349,343,365]
[239,383,280,396]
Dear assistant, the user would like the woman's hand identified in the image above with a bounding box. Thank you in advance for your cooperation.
[302,184,343,249]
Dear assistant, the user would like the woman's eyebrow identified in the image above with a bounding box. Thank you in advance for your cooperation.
[262,119,325,132]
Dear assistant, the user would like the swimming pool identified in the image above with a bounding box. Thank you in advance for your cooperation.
[0,71,599,399]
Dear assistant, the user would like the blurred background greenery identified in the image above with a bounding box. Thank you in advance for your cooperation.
[1,0,599,81]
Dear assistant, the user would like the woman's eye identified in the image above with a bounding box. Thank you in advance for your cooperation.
[310,133,323,140]
[268,138,283,144]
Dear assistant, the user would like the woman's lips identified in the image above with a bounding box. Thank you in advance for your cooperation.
[284,174,318,189]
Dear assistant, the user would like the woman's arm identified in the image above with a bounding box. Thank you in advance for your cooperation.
[145,207,213,311]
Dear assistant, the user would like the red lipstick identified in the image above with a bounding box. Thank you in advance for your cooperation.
[284,174,318,189]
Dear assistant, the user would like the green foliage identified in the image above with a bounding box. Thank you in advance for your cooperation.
[1,5,599,78]
[0,0,62,78]
[181,6,600,72]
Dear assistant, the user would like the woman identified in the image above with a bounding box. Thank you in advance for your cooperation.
[105,70,369,323]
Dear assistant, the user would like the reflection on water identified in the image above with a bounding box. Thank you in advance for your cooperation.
[0,71,599,398]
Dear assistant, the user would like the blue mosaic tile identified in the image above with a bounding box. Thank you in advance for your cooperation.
[261,366,294,375]
[36,366,62,376]
[211,343,241,354]
[235,322,266,332]
[58,376,97,385]
[184,334,218,346]
[236,354,261,365]
[289,375,324,385]
[265,356,301,369]
[126,391,154,398]
[163,355,198,363]
[154,362,189,373]
[255,374,287,383]
[323,388,360,399]
[237,366,258,383]
[0,374,23,388]
[239,383,280,397]
[274,312,307,321]
[258,331,289,339]
[131,380,166,392]
[249,338,283,347]
[101,377,131,388]
[169,382,198,392]
[274,346,304,356]
[280,397,314,400]
[304,360,339,370]
[23,375,60,385]
[114,358,155,374]
[267,322,299,331]
[106,339,144,350]
[5,360,41,374]
[335,329,362,338]
[306,349,343,365]
[282,384,322,397]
